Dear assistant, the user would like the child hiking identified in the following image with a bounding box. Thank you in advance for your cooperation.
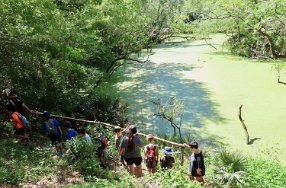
[119,125,144,177]
[94,127,108,168]
[64,121,77,141]
[7,107,29,142]
[43,111,63,156]
[144,134,158,173]
[114,126,126,166]
[160,146,175,170]
[186,140,205,185]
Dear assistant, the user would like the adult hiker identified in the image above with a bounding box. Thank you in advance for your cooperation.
[144,134,159,173]
[185,140,205,185]
[7,107,29,141]
[6,90,33,115]
[43,111,63,156]
[119,125,144,177]
[160,146,175,170]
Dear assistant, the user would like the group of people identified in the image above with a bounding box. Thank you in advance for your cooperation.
[5,90,205,185]
[114,125,205,185]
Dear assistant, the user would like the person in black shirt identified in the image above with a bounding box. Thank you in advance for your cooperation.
[160,146,175,170]
[6,90,33,115]
[185,140,205,185]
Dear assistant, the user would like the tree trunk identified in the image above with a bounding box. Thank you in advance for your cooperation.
[171,122,176,136]
[180,147,184,166]
[238,105,250,145]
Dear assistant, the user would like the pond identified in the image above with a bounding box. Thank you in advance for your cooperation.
[116,34,286,164]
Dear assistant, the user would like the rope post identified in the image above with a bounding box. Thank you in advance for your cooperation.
[180,147,184,166]
[29,114,32,134]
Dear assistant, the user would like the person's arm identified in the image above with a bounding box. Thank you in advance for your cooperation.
[171,157,175,168]
[196,154,204,175]
[119,137,125,155]
[22,103,33,113]
[159,157,164,168]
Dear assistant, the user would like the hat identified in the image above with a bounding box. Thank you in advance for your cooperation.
[126,125,137,134]
[189,140,198,148]
[64,121,72,128]
[43,111,50,119]
[162,146,173,155]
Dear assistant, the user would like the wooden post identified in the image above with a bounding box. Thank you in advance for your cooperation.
[180,147,185,166]
[238,105,250,145]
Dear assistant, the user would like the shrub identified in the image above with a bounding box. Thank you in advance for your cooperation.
[242,159,286,188]
[211,149,248,187]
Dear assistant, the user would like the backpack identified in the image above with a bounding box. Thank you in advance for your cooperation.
[145,145,157,168]
[45,119,58,137]
[161,156,174,169]
[15,112,30,130]
[100,135,107,149]
[96,135,107,157]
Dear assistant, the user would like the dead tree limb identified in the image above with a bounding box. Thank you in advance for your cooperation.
[238,105,250,145]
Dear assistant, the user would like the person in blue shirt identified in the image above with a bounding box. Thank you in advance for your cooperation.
[77,128,91,142]
[64,121,77,141]
[43,111,63,156]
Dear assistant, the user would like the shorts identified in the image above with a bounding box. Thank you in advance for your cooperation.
[124,157,142,166]
[49,135,62,145]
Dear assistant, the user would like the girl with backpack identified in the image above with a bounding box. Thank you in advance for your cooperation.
[119,125,144,177]
[144,134,158,173]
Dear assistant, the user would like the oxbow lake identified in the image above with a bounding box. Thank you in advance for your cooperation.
[115,34,286,164]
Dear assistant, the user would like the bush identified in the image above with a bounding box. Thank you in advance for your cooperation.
[150,166,200,188]
[242,159,286,188]
[207,149,248,187]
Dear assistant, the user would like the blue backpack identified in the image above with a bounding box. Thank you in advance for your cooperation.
[16,112,30,130]
[45,119,59,137]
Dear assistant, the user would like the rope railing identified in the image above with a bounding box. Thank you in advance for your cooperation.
[34,111,188,165]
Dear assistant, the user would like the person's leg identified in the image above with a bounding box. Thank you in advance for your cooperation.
[134,157,143,177]
[147,167,152,173]
[125,158,135,175]
[128,164,135,175]
[194,176,204,185]
[151,167,156,173]
[135,164,142,177]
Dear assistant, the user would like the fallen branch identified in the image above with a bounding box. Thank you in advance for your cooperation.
[238,105,250,145]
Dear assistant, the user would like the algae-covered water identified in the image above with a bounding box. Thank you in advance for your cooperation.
[115,35,286,164]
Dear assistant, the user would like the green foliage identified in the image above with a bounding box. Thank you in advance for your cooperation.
[71,174,135,188]
[0,0,187,119]
[242,159,286,188]
[150,167,200,188]
[87,96,129,126]
[0,159,25,184]
[152,96,184,137]
[213,149,247,186]
[184,0,286,58]
[65,137,98,161]
[0,137,58,185]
